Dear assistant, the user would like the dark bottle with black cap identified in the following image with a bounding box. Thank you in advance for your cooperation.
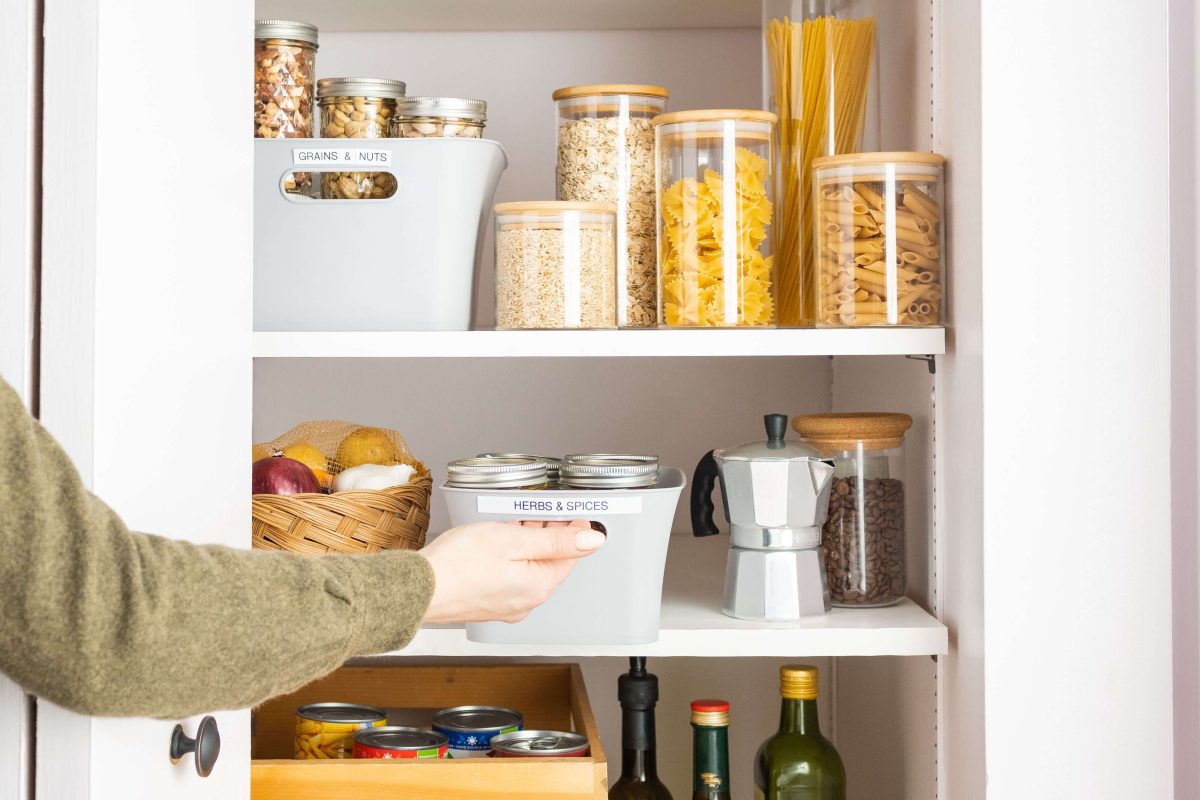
[609,657,673,800]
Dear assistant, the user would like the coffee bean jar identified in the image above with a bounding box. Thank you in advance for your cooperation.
[792,413,912,607]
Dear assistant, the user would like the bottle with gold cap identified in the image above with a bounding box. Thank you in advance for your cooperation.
[754,665,846,799]
[690,699,732,800]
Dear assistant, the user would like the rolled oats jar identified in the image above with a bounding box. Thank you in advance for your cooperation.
[392,97,487,138]
[317,77,406,200]
[554,85,668,328]
[493,201,617,330]
[254,20,318,139]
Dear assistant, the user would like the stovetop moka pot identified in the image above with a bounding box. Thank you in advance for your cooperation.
[691,413,836,620]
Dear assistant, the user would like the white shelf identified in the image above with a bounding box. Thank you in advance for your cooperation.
[252,328,946,359]
[391,534,948,658]
[254,0,758,32]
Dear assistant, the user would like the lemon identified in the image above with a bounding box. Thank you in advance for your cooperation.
[284,442,332,489]
[335,427,398,470]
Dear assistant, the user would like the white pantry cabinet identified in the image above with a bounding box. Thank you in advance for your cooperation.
[14,1,1196,799]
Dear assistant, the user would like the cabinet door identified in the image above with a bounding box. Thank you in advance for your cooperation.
[37,0,252,797]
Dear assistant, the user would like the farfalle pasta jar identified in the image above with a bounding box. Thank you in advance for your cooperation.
[812,152,946,326]
[653,110,777,327]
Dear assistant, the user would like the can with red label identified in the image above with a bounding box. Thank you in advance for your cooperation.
[489,730,590,758]
[353,727,449,759]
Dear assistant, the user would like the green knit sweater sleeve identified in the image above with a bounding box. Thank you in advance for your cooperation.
[0,379,434,719]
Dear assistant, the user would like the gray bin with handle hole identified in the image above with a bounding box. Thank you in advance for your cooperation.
[254,137,508,331]
[441,468,686,645]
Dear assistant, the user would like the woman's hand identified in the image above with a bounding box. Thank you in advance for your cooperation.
[420,520,605,624]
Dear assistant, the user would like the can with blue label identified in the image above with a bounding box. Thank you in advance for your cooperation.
[432,706,524,758]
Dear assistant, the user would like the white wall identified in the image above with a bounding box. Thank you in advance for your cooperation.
[981,0,1174,797]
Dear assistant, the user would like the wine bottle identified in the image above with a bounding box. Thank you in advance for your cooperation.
[609,657,673,800]
[690,699,732,800]
[754,665,846,800]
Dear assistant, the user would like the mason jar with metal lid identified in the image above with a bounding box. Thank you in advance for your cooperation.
[477,453,562,484]
[565,453,658,466]
[254,20,318,140]
[558,457,659,489]
[446,457,549,489]
[317,77,406,199]
[392,96,487,138]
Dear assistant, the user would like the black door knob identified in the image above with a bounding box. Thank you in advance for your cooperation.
[170,715,220,778]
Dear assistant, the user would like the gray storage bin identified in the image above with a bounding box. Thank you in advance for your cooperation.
[254,137,507,330]
[441,468,686,645]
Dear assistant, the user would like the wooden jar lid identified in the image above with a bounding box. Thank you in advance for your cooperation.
[792,412,913,451]
[552,83,669,100]
[812,151,946,168]
[652,108,777,127]
[494,200,616,215]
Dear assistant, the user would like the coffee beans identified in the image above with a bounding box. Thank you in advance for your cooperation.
[822,476,906,606]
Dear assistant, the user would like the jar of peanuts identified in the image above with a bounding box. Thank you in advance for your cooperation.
[254,20,318,139]
[793,413,913,607]
[391,97,487,138]
[317,77,407,200]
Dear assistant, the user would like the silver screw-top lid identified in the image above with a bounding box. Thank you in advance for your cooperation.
[565,453,658,466]
[317,77,407,100]
[397,96,487,121]
[478,453,561,481]
[446,457,548,488]
[254,19,319,46]
[559,457,659,489]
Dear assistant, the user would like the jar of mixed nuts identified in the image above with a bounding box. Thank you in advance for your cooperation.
[254,20,318,139]
[793,413,912,607]
[317,77,407,200]
[554,85,668,328]
[392,97,487,138]
[493,201,617,330]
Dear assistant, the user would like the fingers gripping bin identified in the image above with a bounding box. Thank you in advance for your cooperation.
[441,468,686,645]
[254,137,508,331]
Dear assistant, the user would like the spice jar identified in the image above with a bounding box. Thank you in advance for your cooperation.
[317,77,406,200]
[446,457,550,489]
[254,20,318,139]
[478,453,562,484]
[554,84,668,328]
[653,110,777,327]
[558,458,659,489]
[392,97,487,138]
[811,152,946,327]
[493,201,617,330]
[793,413,912,607]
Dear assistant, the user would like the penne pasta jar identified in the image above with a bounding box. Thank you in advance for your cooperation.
[493,201,617,330]
[811,152,946,327]
[554,84,669,328]
[317,77,406,200]
[793,413,912,608]
[653,109,777,327]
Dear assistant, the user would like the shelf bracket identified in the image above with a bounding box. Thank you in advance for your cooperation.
[906,354,936,374]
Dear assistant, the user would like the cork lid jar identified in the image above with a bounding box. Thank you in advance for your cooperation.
[792,412,913,452]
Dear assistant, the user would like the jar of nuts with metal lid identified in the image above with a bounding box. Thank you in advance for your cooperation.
[391,97,487,138]
[254,20,318,139]
[317,77,406,200]
[793,413,912,607]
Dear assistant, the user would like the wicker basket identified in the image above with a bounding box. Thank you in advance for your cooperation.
[251,421,431,555]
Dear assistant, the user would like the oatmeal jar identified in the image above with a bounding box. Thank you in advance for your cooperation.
[392,96,487,138]
[653,110,777,327]
[793,412,912,607]
[254,20,318,139]
[493,201,617,330]
[317,77,406,200]
[554,84,668,328]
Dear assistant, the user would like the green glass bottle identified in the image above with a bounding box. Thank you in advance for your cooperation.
[609,658,673,800]
[690,699,732,800]
[754,665,846,800]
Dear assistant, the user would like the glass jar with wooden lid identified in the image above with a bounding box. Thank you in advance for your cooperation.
[793,412,912,607]
[493,201,617,330]
[554,84,669,329]
[811,152,945,327]
[653,109,777,327]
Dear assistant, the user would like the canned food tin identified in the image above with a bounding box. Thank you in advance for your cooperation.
[353,727,449,759]
[490,730,590,758]
[295,703,387,759]
[432,706,524,758]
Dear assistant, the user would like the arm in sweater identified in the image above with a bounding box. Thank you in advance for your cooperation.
[0,378,434,719]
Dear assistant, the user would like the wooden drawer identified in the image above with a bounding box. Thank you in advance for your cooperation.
[251,664,607,800]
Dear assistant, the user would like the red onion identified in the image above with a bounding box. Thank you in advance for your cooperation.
[253,452,320,495]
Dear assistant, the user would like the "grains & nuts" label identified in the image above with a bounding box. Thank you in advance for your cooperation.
[292,148,391,167]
